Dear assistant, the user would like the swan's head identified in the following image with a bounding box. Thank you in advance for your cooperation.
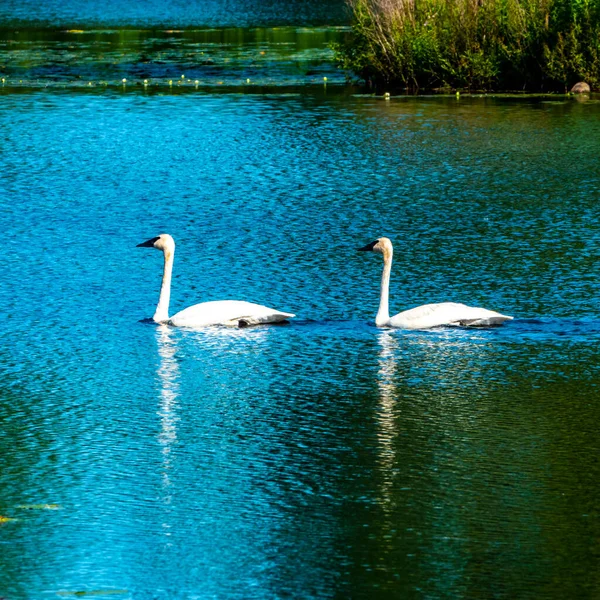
[358,237,393,257]
[137,233,175,254]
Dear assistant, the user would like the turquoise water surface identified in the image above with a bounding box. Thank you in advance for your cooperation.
[1,9,600,598]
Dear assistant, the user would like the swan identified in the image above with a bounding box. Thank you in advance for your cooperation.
[358,237,513,329]
[137,234,295,327]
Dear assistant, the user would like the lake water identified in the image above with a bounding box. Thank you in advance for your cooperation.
[1,7,600,600]
[0,0,349,28]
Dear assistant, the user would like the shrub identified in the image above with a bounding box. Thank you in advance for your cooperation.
[334,0,600,91]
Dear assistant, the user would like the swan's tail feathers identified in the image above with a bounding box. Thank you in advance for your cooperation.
[455,314,514,327]
[224,312,296,328]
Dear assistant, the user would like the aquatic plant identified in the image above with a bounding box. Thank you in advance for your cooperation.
[335,0,600,91]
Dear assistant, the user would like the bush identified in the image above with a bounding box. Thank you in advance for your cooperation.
[334,0,600,91]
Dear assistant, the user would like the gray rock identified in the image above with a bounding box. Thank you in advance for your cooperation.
[571,81,591,93]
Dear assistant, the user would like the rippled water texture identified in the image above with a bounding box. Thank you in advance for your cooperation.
[1,90,600,599]
[0,0,349,28]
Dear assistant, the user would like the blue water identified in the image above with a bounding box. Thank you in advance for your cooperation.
[1,91,600,599]
[0,0,349,27]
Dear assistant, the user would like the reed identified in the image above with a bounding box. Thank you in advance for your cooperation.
[335,0,600,91]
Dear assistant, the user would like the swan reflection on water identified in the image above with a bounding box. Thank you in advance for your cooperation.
[156,325,181,497]
[376,331,400,512]
[182,322,272,347]
[373,327,505,508]
[154,323,273,490]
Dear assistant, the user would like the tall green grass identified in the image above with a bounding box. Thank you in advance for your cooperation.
[335,0,600,91]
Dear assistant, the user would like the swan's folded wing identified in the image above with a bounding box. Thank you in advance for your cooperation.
[169,300,294,327]
[389,302,512,329]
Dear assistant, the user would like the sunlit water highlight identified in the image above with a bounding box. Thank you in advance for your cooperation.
[1,89,600,599]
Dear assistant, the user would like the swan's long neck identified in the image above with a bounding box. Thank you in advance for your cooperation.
[154,248,173,323]
[376,248,392,326]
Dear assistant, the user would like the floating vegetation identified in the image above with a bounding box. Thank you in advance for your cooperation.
[0,27,351,90]
[0,515,18,523]
[17,503,62,510]
[56,590,128,597]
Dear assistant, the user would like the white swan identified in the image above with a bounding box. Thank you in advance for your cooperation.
[137,234,295,327]
[358,237,513,329]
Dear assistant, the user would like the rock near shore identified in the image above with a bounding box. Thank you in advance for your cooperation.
[571,81,591,93]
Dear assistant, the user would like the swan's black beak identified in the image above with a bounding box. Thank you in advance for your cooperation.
[358,240,378,252]
[137,236,160,248]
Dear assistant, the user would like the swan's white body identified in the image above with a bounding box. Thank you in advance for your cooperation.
[169,300,293,327]
[359,237,513,330]
[138,234,295,327]
[386,301,511,329]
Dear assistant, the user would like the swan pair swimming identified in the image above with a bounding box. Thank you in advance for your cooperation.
[138,234,513,329]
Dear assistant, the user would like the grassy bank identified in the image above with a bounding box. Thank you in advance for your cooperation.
[334,0,600,91]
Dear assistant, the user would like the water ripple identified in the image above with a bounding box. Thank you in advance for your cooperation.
[1,92,600,599]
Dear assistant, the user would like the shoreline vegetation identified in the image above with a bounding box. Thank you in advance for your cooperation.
[334,0,600,92]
